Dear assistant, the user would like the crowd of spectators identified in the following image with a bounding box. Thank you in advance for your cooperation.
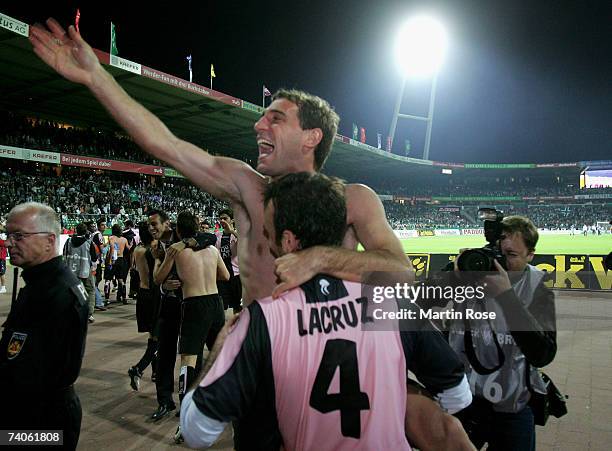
[0,111,164,166]
[373,179,612,198]
[0,165,227,230]
[1,112,610,232]
[383,201,611,231]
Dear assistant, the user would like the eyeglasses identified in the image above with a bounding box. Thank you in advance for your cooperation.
[6,231,53,242]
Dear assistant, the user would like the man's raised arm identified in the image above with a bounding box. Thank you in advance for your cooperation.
[29,18,254,203]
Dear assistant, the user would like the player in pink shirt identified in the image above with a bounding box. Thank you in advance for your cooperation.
[181,173,472,450]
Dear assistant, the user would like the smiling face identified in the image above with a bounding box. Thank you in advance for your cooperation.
[148,214,170,240]
[254,98,315,177]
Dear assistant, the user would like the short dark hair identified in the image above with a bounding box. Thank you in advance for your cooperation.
[76,222,87,236]
[138,221,153,245]
[111,224,122,237]
[177,210,198,239]
[272,89,340,171]
[502,216,539,252]
[125,219,134,228]
[96,218,106,227]
[148,209,169,223]
[264,172,346,249]
[218,208,233,219]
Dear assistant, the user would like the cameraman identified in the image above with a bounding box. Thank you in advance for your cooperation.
[451,216,557,450]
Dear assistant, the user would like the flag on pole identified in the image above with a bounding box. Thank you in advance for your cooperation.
[110,22,119,56]
[386,136,392,152]
[210,64,216,78]
[352,123,358,140]
[186,55,192,83]
[377,133,382,149]
[360,127,366,144]
[75,9,81,33]
[262,85,272,107]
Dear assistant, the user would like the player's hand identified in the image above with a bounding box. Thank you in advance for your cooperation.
[169,242,186,255]
[272,247,319,299]
[482,259,512,297]
[150,241,165,260]
[29,18,101,86]
[220,219,235,235]
[162,278,181,291]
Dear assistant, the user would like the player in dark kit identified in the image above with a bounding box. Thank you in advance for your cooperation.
[128,222,161,390]
[216,208,242,314]
[0,202,89,450]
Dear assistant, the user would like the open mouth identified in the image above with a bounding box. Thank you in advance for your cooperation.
[257,138,275,160]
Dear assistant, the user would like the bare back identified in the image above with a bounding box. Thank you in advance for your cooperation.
[133,246,150,290]
[175,246,223,299]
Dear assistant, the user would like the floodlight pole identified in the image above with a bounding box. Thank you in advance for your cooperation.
[388,73,439,160]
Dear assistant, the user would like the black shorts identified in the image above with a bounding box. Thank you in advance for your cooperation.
[136,288,161,334]
[104,263,114,281]
[218,275,242,310]
[113,257,128,280]
[0,259,5,276]
[179,294,225,355]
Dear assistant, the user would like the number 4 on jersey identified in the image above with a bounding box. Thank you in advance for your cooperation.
[309,339,371,438]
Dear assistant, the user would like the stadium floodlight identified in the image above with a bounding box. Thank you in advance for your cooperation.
[389,15,448,160]
[394,16,448,78]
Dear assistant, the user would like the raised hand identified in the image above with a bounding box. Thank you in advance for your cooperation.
[29,18,100,86]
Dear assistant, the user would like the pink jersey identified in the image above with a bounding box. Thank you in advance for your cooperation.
[194,275,411,450]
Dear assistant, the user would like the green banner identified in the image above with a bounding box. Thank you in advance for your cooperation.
[463,163,536,169]
[164,167,185,178]
[432,196,521,201]
[242,101,264,114]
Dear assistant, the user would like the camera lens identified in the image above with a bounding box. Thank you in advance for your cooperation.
[457,249,493,272]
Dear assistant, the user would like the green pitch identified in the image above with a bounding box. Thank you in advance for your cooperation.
[400,233,612,255]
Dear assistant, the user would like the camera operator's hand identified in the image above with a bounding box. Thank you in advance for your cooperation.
[483,260,512,298]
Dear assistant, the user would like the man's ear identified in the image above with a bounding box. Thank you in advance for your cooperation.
[304,128,323,150]
[281,230,301,254]
[526,250,535,263]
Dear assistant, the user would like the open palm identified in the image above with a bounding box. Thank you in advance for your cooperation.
[29,18,100,86]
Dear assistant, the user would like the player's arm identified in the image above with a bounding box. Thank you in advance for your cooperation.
[153,243,182,285]
[216,248,231,281]
[401,325,475,450]
[272,183,414,297]
[181,304,271,448]
[29,19,260,203]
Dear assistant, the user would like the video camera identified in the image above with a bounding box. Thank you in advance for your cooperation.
[456,208,508,272]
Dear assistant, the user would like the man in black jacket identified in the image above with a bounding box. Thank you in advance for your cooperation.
[0,202,89,450]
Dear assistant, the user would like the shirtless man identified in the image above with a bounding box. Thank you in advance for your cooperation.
[128,223,160,391]
[107,224,131,304]
[30,21,473,449]
[154,211,229,443]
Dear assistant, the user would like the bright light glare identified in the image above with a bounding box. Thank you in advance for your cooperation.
[395,16,448,78]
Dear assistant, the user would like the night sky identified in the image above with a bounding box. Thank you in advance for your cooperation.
[4,0,611,164]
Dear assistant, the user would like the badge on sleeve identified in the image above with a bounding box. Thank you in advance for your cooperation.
[7,332,27,360]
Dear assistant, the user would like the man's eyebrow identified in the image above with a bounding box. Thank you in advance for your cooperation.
[268,108,286,117]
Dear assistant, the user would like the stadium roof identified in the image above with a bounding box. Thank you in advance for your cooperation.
[0,19,601,184]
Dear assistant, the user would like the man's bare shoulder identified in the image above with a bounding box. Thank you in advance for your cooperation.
[217,157,268,203]
[345,182,378,196]
[178,245,218,263]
